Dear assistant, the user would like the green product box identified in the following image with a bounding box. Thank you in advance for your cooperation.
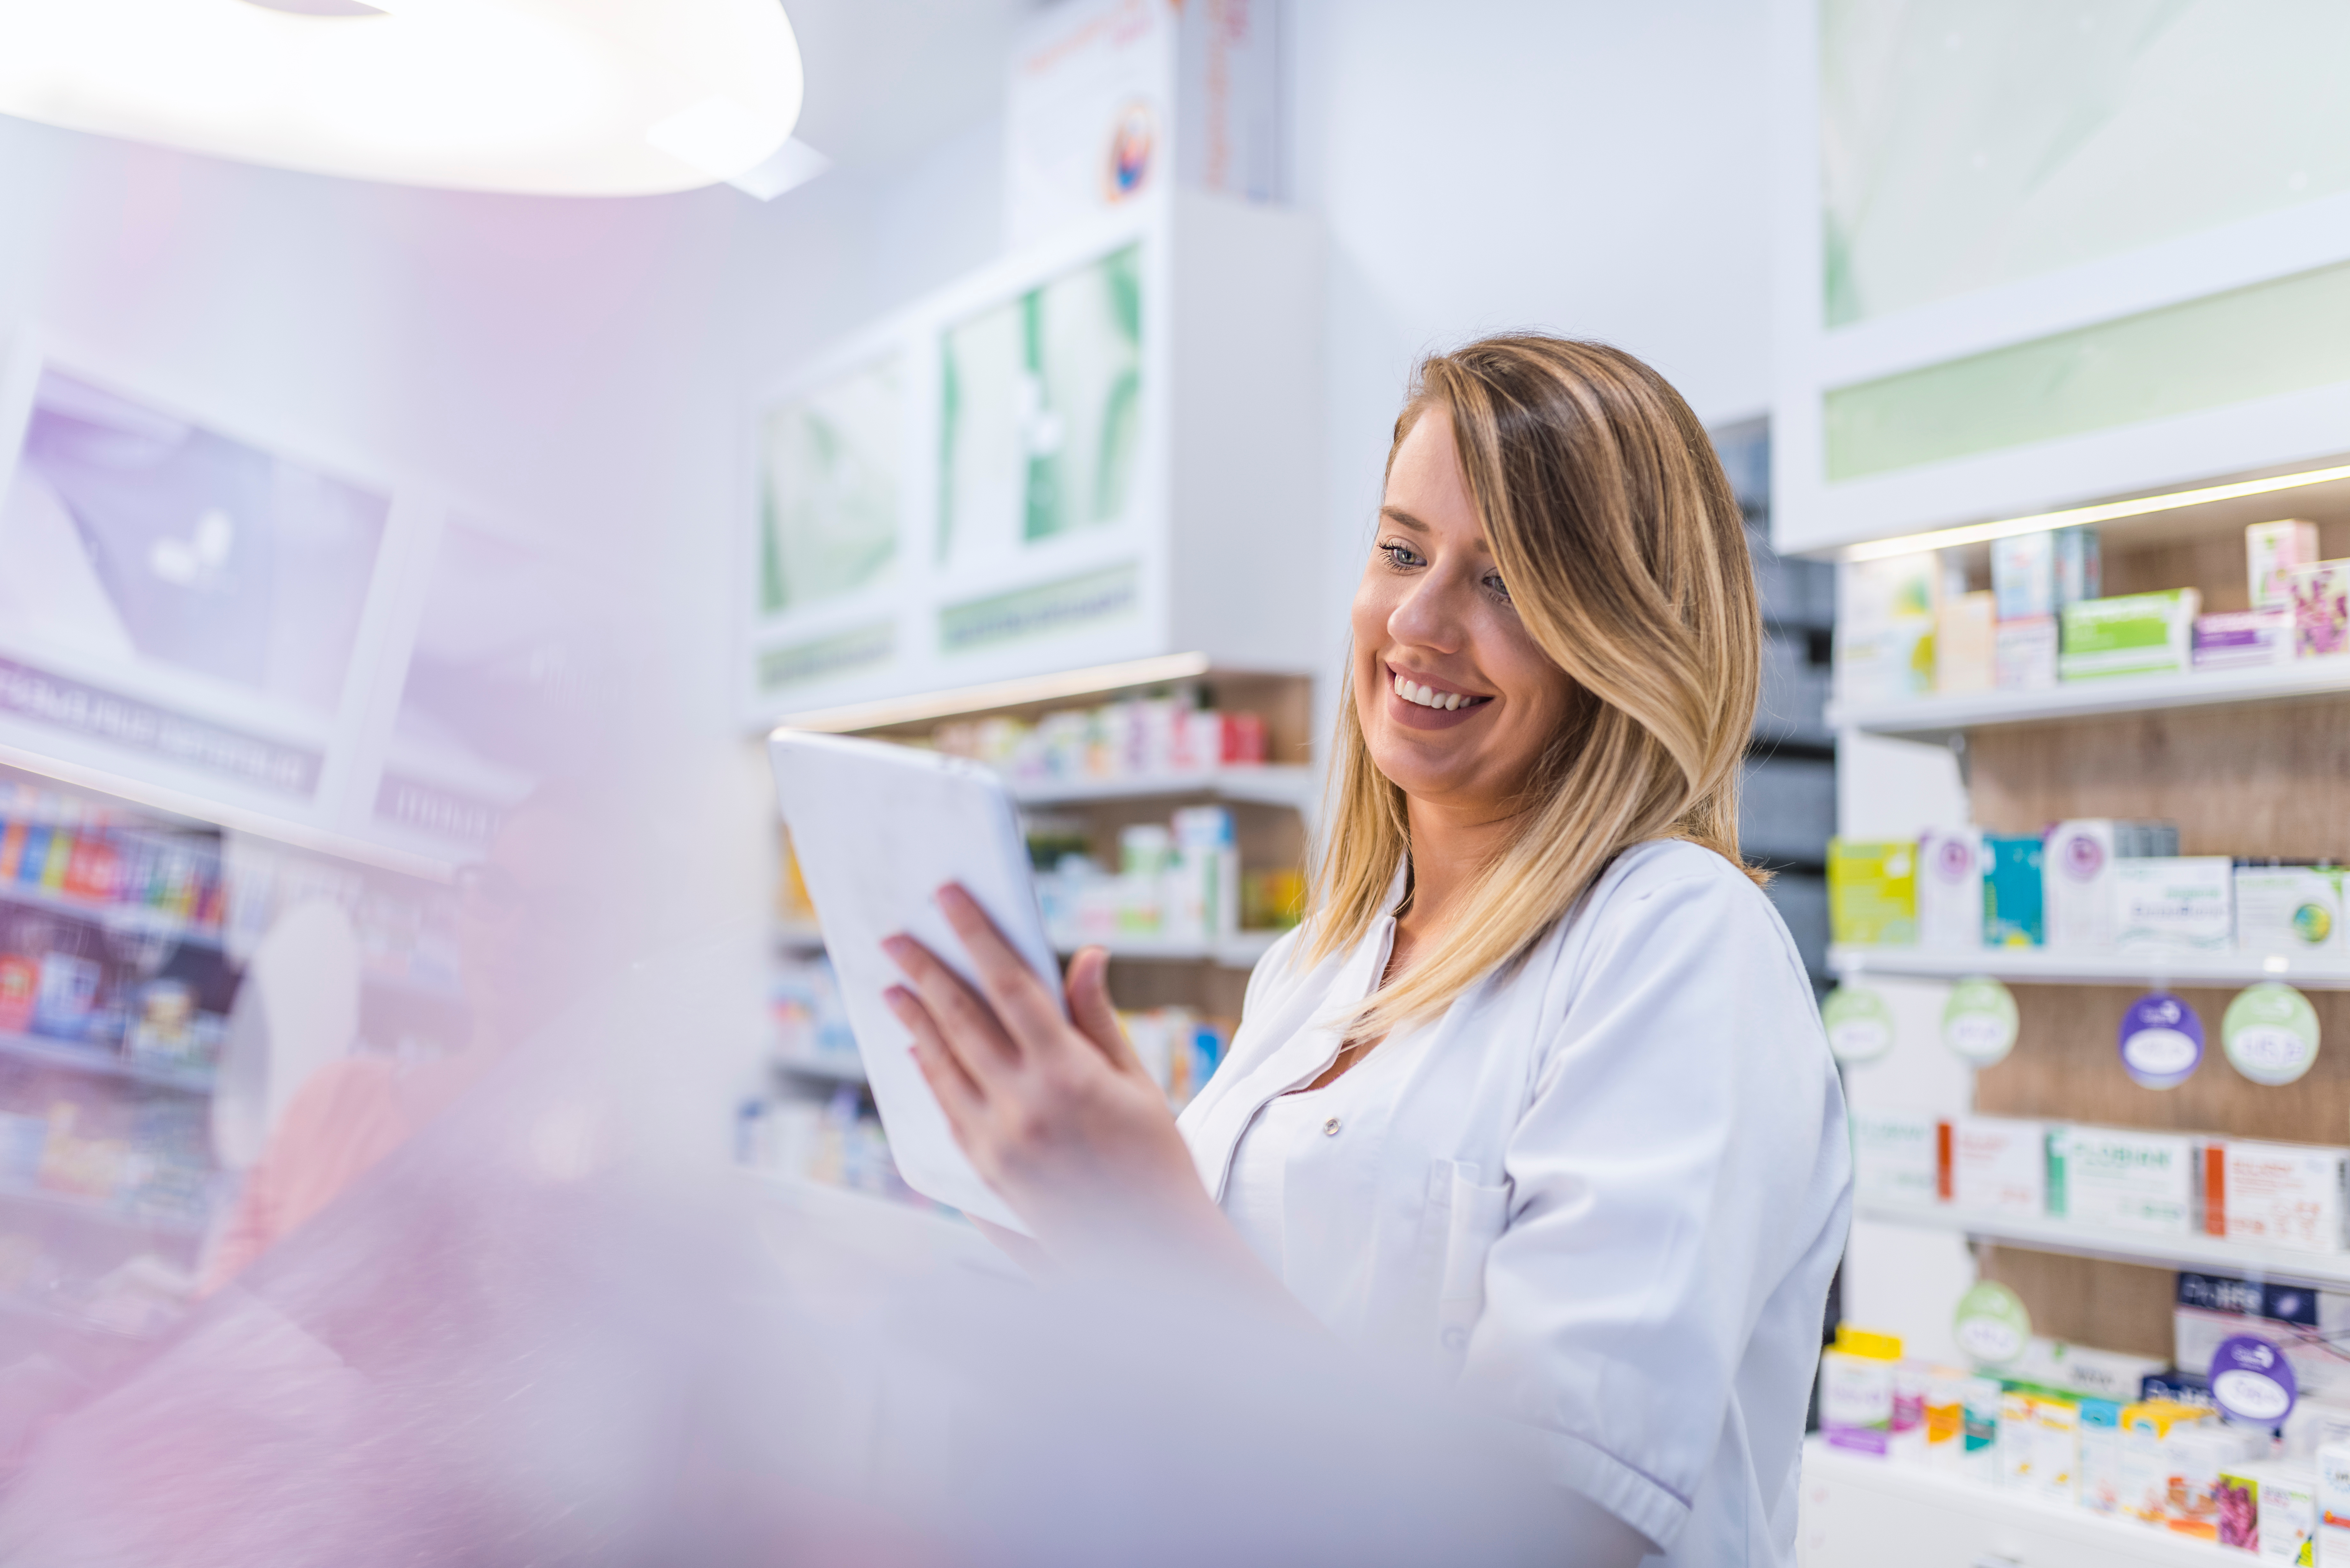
[2058,590,2201,681]
[1829,838,1917,946]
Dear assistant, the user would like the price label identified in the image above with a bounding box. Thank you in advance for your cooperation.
[1942,977,2019,1067]
[2118,992,2203,1089]
[2223,983,2321,1087]
[1953,1280,2030,1367]
[1822,986,1895,1064]
[2209,1334,2297,1424]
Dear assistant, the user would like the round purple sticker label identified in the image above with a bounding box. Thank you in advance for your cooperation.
[2210,1334,2296,1424]
[1934,836,1975,883]
[2059,829,2106,883]
[2119,991,2203,1090]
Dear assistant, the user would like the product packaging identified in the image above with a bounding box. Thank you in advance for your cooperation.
[2177,1273,2350,1407]
[2031,1392,2082,1502]
[2195,608,2297,670]
[1934,591,1996,694]
[2043,819,2118,951]
[2204,1141,2350,1254]
[2168,1420,2265,1539]
[1982,835,2046,947]
[1922,1369,1968,1472]
[2114,856,2236,955]
[2285,1398,2350,1462]
[1960,1375,2004,1483]
[2056,525,2102,607]
[2048,1126,2199,1235]
[1999,1388,2038,1488]
[0,954,33,1035]
[1915,828,1984,950]
[1163,805,1239,945]
[1992,531,2056,620]
[1994,615,2059,689]
[2217,1460,2318,1561]
[2236,863,2347,958]
[1828,839,1917,946]
[2077,1397,2126,1514]
[1820,1325,1905,1455]
[2248,521,2321,612]
[1889,1361,1931,1463]
[1941,1117,2048,1216]
[2322,1441,2350,1561]
[1849,1109,1941,1207]
[2009,1338,2169,1403]
[2060,589,2202,681]
[2290,561,2350,659]
[2120,1401,2214,1523]
[1836,554,1939,705]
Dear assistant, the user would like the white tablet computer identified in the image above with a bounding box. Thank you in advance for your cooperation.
[768,728,1058,1232]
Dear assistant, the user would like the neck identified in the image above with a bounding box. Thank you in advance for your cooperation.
[1398,791,1521,937]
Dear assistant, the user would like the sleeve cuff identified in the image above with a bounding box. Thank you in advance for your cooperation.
[1506,1421,1689,1555]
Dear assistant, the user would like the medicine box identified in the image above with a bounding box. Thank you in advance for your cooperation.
[2194,608,2295,670]
[1827,839,1916,946]
[2113,856,2234,954]
[1836,555,1938,704]
[2031,1393,2081,1503]
[1849,1108,1940,1207]
[2234,863,2346,957]
[1982,835,2044,948]
[2318,1442,2350,1563]
[2120,1401,2212,1524]
[2043,819,2116,951]
[2055,524,2101,607]
[2059,589,2200,681]
[2009,1338,2168,1403]
[1914,828,1982,950]
[1992,531,2055,621]
[2226,1459,2317,1563]
[2176,1272,2350,1407]
[2204,1140,2350,1254]
[1820,1325,1903,1455]
[1940,1116,2048,1216]
[2048,1125,2198,1236]
[2077,1397,2125,1515]
[1993,614,2058,690]
[2290,559,2350,659]
[2248,520,2320,613]
[1933,592,1995,694]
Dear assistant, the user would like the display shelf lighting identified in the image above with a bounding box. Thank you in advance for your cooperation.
[0,0,808,198]
[1841,461,2350,563]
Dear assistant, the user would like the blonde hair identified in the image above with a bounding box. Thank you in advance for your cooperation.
[1310,335,1762,1036]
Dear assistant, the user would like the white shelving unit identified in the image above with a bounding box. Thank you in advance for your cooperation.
[1008,765,1319,814]
[779,915,1289,970]
[1800,1438,2238,1568]
[1828,945,2350,989]
[1828,659,2350,743]
[1855,1199,2350,1288]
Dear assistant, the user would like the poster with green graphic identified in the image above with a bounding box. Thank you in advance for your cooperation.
[757,353,902,616]
[937,244,1143,572]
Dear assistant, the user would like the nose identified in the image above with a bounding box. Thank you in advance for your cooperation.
[1387,566,1468,654]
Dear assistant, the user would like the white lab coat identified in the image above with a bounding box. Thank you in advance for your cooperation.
[1177,839,1853,1565]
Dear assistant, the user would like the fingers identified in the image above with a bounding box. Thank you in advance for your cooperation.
[1065,946,1141,1073]
[935,884,1069,1045]
[883,933,1018,1074]
[889,984,986,1125]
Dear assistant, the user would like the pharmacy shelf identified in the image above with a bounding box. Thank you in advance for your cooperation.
[771,1049,866,1084]
[1800,1437,2235,1568]
[1855,1198,2350,1288]
[778,923,1287,970]
[0,1029,214,1094]
[1829,944,2350,990]
[0,1179,206,1238]
[1006,765,1320,813]
[1827,657,2350,743]
[0,883,224,952]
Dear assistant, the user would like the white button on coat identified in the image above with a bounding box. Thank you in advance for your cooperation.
[1178,840,1853,1566]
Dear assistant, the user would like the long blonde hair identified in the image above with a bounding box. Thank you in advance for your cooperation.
[1310,335,1762,1036]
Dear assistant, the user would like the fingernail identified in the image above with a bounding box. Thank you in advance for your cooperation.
[881,935,910,959]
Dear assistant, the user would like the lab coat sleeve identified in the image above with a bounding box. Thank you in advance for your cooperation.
[1456,860,1842,1553]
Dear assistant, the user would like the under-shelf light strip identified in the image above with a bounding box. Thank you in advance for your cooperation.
[773,651,1215,736]
[1841,462,2350,563]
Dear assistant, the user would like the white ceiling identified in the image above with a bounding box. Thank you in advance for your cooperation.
[782,0,1042,170]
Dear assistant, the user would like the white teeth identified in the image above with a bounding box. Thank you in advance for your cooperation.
[1392,672,1476,709]
[1443,693,1460,710]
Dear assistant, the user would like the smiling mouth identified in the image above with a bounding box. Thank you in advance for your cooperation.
[1387,666,1493,712]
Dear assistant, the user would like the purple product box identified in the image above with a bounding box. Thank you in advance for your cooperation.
[2193,609,2294,670]
[2291,561,2350,659]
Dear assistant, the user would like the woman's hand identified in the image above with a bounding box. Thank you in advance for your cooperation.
[880,884,1245,1270]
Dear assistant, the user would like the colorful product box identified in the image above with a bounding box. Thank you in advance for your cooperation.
[1999,1388,2039,1488]
[1994,614,2058,690]
[1849,1109,1941,1207]
[1836,554,1939,705]
[1828,839,1917,946]
[2248,520,2321,613]
[2048,1126,2198,1236]
[2176,1273,2350,1407]
[1960,1375,2004,1483]
[2060,589,2201,681]
[1922,1368,1968,1472]
[2290,560,2350,659]
[2056,525,2102,607]
[2169,1420,2265,1539]
[1820,1326,1904,1455]
[2114,856,2235,955]
[1934,591,1996,694]
[1915,828,1983,951]
[2009,1339,2169,1404]
[2321,1442,2350,1563]
[2235,863,2347,957]
[2194,608,2297,670]
[2204,1141,2350,1254]
[2077,1397,2126,1514]
[2043,819,2117,951]
[2031,1391,2082,1503]
[1982,835,2045,948]
[2120,1401,2214,1524]
[1941,1117,2048,1217]
[1992,530,2056,621]
[2216,1460,2318,1561]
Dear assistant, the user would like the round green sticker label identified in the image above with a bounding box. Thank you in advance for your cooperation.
[1943,976,2019,1067]
[1822,986,1896,1064]
[2223,982,2321,1087]
[1953,1280,2031,1367]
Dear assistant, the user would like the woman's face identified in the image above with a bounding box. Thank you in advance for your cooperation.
[1351,411,1577,820]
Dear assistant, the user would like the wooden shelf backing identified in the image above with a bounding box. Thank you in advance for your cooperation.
[1854,1198,2350,1290]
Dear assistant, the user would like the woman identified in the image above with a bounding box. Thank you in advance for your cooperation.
[882,335,1853,1566]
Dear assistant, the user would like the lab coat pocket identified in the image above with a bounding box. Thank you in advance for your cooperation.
[1429,1161,1511,1373]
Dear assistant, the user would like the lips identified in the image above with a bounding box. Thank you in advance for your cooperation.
[1388,665,1492,712]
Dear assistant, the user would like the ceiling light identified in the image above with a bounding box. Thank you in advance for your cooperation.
[0,0,805,197]
[1840,462,2350,562]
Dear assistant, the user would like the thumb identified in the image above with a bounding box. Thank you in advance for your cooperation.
[1065,947,1138,1069]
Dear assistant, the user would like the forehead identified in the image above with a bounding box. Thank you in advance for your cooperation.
[1383,413,1486,546]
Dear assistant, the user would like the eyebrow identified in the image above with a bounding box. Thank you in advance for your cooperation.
[1379,506,1490,553]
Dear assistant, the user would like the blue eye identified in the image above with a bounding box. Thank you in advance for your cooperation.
[1381,541,1425,569]
[1484,574,1512,602]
